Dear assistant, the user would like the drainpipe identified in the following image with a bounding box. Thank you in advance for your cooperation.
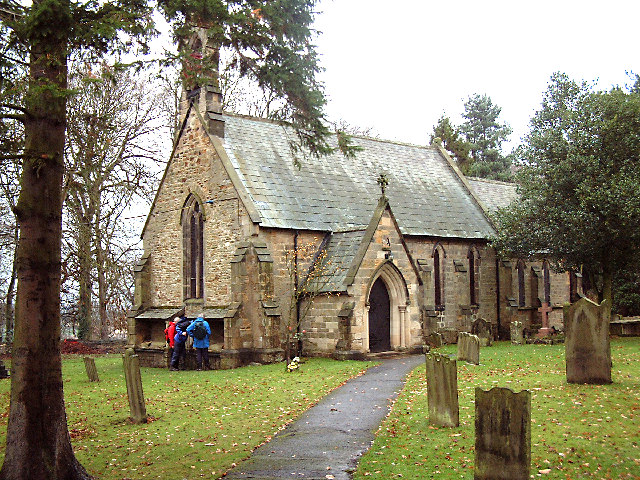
[294,231,301,355]
[495,256,502,339]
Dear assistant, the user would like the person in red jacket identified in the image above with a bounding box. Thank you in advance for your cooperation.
[164,317,178,368]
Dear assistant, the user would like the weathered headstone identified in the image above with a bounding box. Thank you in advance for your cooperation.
[83,356,99,382]
[564,297,612,384]
[472,318,492,346]
[535,302,554,337]
[0,359,9,379]
[123,348,147,423]
[475,387,531,480]
[425,332,443,348]
[510,321,524,345]
[457,332,480,365]
[425,352,459,427]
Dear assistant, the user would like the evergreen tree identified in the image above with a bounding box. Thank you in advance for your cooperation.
[492,73,640,316]
[460,93,513,180]
[430,115,472,173]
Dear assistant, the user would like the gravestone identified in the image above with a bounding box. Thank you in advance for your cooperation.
[123,348,147,423]
[457,332,480,365]
[0,360,9,379]
[472,318,492,346]
[536,302,553,337]
[475,387,531,480]
[510,321,524,345]
[564,297,612,384]
[425,332,443,348]
[425,352,459,427]
[83,356,99,382]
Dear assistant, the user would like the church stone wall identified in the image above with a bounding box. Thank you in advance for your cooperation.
[405,238,498,337]
[141,113,252,314]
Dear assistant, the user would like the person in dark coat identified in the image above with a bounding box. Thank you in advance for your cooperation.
[187,313,211,370]
[170,320,188,371]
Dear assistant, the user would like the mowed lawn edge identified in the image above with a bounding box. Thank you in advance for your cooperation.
[0,356,376,479]
[354,338,640,480]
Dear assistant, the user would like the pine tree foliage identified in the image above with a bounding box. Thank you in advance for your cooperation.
[430,95,513,180]
[492,72,640,312]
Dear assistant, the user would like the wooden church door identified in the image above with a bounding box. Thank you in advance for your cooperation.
[368,277,391,352]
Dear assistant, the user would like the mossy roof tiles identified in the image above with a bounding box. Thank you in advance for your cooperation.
[222,115,495,239]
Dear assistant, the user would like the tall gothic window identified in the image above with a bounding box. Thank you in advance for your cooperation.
[468,248,479,306]
[517,259,526,307]
[433,244,445,310]
[182,194,204,299]
[543,260,551,305]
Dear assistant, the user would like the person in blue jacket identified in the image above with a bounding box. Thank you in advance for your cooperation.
[187,313,211,370]
[170,318,189,371]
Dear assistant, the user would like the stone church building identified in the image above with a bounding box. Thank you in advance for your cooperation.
[129,84,576,368]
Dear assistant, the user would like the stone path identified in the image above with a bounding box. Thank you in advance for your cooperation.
[224,354,425,480]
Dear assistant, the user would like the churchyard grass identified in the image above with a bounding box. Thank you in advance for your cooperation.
[355,338,640,479]
[0,356,374,479]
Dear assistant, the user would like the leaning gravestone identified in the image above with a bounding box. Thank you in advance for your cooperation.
[510,321,524,345]
[475,387,531,480]
[457,332,480,365]
[564,297,612,384]
[83,356,99,382]
[472,318,492,346]
[123,348,147,423]
[425,352,459,427]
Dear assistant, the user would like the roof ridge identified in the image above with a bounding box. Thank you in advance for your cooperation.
[467,176,517,186]
[223,111,435,150]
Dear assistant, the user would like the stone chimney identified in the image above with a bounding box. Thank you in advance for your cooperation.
[178,27,225,138]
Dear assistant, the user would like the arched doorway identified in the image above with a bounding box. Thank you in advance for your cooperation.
[368,277,391,352]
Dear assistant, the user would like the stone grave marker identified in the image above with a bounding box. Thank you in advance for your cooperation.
[457,332,480,365]
[475,387,531,480]
[83,356,99,382]
[536,302,554,337]
[425,352,459,427]
[472,318,492,347]
[0,360,9,379]
[123,348,147,423]
[510,321,524,345]
[564,297,612,384]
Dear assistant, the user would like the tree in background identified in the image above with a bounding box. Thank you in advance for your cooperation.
[431,94,513,180]
[64,64,163,340]
[492,72,640,317]
[430,115,472,173]
[0,15,26,343]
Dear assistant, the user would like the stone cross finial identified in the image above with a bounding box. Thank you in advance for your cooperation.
[377,173,389,196]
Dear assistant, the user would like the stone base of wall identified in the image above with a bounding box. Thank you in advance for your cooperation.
[333,350,367,361]
[135,347,282,370]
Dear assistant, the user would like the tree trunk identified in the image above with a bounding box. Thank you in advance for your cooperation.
[97,247,109,339]
[0,5,91,478]
[77,215,92,340]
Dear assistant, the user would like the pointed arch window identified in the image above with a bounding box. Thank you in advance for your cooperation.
[433,244,445,310]
[517,259,526,307]
[182,194,204,299]
[543,260,551,305]
[468,247,479,306]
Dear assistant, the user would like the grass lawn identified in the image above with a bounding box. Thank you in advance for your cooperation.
[0,356,374,479]
[354,337,640,479]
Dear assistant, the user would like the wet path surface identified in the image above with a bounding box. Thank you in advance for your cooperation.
[224,355,425,480]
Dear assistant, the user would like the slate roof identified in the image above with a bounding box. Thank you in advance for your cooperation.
[306,230,366,293]
[222,114,495,239]
[466,177,518,213]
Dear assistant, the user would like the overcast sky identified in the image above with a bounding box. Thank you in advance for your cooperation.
[313,0,638,149]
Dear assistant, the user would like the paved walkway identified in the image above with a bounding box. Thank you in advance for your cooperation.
[224,354,425,480]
